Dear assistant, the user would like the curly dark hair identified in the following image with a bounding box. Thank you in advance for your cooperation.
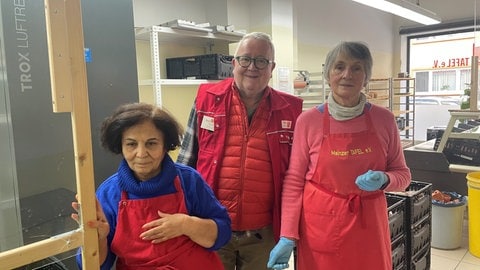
[100,102,184,154]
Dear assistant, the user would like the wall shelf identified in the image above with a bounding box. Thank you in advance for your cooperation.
[138,79,219,86]
[135,25,243,106]
[135,25,243,44]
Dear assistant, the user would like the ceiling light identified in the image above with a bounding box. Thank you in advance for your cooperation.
[352,0,441,25]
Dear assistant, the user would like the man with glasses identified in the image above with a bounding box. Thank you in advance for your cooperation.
[177,32,303,270]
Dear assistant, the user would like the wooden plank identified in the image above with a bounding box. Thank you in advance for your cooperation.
[0,0,100,268]
[0,230,82,269]
[471,56,478,110]
[62,0,101,268]
[44,0,73,112]
[0,0,101,268]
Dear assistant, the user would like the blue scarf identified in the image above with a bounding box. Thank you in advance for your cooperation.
[117,155,177,196]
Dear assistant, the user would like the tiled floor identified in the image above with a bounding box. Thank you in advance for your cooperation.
[285,219,480,270]
[430,218,480,270]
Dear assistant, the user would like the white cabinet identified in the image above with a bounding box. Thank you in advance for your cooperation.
[135,25,243,106]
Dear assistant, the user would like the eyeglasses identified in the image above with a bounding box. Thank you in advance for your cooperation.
[235,56,273,70]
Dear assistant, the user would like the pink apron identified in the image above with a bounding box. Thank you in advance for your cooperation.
[111,176,224,270]
[297,105,392,270]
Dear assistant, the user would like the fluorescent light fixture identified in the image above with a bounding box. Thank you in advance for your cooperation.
[352,0,441,25]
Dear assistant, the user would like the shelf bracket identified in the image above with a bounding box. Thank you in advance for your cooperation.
[150,29,162,107]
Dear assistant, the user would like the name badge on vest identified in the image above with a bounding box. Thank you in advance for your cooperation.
[282,120,292,129]
[201,116,215,132]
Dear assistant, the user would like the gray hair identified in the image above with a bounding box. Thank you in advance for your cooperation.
[234,32,275,61]
[323,41,373,83]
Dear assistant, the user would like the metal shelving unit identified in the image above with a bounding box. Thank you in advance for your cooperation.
[135,25,243,106]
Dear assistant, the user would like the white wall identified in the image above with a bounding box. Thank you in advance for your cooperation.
[291,0,396,77]
[132,0,396,50]
[132,0,246,27]
[132,0,480,48]
[132,0,209,26]
[295,0,395,51]
[132,0,480,143]
[132,0,480,76]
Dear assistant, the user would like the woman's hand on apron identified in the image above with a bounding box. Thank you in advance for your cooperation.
[355,170,388,191]
[140,211,186,244]
[267,237,296,269]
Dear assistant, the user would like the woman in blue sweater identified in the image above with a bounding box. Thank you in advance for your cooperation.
[72,102,230,269]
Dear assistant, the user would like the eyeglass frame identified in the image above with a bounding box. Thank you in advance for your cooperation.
[235,56,274,70]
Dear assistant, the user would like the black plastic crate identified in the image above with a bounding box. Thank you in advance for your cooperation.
[409,245,431,270]
[391,235,407,270]
[387,194,406,241]
[199,54,234,79]
[166,54,233,79]
[184,57,201,78]
[387,181,432,270]
[409,215,431,257]
[166,55,201,79]
[388,181,432,226]
[165,58,184,79]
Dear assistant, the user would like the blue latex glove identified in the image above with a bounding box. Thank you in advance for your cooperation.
[267,237,295,269]
[355,170,388,191]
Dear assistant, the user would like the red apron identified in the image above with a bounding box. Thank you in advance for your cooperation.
[297,105,392,270]
[111,176,224,270]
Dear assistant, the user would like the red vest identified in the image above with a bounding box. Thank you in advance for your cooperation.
[195,78,303,239]
[217,88,273,231]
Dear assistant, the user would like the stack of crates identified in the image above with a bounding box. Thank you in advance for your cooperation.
[387,194,407,270]
[387,180,432,270]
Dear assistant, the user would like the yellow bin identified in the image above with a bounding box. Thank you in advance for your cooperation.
[466,172,480,258]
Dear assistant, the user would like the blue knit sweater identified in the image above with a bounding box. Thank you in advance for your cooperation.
[77,155,231,269]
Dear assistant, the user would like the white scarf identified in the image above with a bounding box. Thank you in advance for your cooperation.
[327,92,367,121]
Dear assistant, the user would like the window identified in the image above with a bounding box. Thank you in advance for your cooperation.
[415,71,429,93]
[459,69,471,91]
[402,23,479,142]
[432,70,456,92]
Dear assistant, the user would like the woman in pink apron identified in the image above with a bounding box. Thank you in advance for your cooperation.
[268,42,411,269]
[72,103,230,269]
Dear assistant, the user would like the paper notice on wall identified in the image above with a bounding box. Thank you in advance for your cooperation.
[276,66,292,94]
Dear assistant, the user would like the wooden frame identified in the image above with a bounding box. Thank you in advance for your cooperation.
[0,0,99,268]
